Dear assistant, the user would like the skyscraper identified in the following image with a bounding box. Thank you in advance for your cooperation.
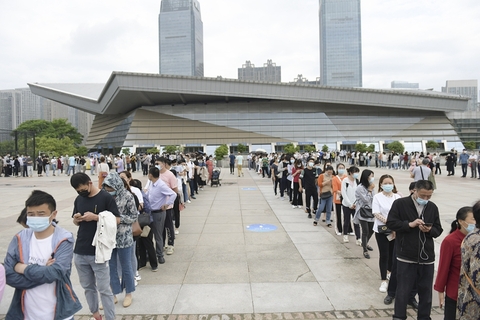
[238,60,281,82]
[442,80,478,111]
[159,0,204,77]
[319,0,362,87]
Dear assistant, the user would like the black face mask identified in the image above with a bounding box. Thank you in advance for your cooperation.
[77,189,90,198]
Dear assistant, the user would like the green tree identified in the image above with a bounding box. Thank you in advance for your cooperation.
[355,143,367,153]
[387,141,405,154]
[122,148,130,155]
[147,147,160,154]
[214,144,229,160]
[284,143,299,155]
[321,145,329,153]
[367,144,376,153]
[304,145,316,153]
[426,140,439,150]
[163,145,178,154]
[77,146,88,156]
[463,141,477,150]
[0,140,15,155]
[36,136,77,157]
[14,119,83,145]
[237,143,247,153]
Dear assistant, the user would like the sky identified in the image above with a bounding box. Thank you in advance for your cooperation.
[1,0,480,92]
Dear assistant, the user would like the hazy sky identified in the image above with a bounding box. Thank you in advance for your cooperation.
[1,0,479,91]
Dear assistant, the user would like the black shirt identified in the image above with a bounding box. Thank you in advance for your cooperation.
[72,189,120,256]
[301,168,318,189]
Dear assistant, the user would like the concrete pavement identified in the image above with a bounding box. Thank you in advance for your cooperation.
[1,164,477,319]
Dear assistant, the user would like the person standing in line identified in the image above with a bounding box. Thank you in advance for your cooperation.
[459,149,469,178]
[291,159,304,209]
[354,169,376,259]
[456,200,480,319]
[372,174,401,293]
[299,158,318,219]
[468,152,477,178]
[433,153,442,175]
[313,165,334,228]
[229,152,236,175]
[434,206,474,320]
[70,173,121,320]
[333,163,347,235]
[341,166,360,244]
[411,158,432,182]
[236,152,244,177]
[4,190,82,319]
[386,180,443,320]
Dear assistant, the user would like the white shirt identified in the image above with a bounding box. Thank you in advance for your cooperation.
[24,234,57,320]
[372,192,401,233]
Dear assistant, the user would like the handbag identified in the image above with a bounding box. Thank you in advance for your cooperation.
[320,190,332,199]
[132,220,142,237]
[378,225,391,234]
[137,212,151,229]
[359,205,374,219]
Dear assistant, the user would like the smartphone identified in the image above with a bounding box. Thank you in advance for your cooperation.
[423,222,433,227]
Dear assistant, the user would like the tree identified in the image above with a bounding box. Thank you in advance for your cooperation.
[14,119,83,145]
[321,145,329,153]
[237,143,247,153]
[146,147,159,154]
[36,136,77,157]
[284,143,299,155]
[355,143,367,153]
[463,141,477,150]
[0,140,15,155]
[164,145,178,154]
[214,144,229,160]
[122,148,130,155]
[367,144,376,153]
[77,146,88,156]
[426,140,439,150]
[387,141,405,154]
[304,145,316,153]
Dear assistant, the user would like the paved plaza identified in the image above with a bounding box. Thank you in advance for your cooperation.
[0,164,478,319]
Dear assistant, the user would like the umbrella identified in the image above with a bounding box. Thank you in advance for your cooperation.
[255,148,267,154]
[439,151,453,156]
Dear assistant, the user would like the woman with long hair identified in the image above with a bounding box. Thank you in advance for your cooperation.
[341,166,361,244]
[333,163,347,235]
[372,174,401,293]
[291,158,304,209]
[437,206,475,319]
[97,156,110,189]
[354,169,375,259]
[314,165,334,228]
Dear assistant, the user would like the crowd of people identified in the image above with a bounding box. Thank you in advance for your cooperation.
[0,151,216,319]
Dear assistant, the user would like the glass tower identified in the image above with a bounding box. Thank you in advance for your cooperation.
[319,0,362,87]
[159,0,204,77]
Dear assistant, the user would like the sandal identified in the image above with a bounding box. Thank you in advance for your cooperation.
[313,221,318,226]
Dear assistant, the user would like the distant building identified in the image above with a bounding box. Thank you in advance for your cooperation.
[159,0,204,77]
[391,81,419,89]
[0,88,94,143]
[238,60,281,82]
[319,0,362,88]
[442,80,478,111]
[289,74,321,86]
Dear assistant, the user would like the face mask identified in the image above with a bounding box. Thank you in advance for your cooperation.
[290,159,294,163]
[416,197,428,206]
[108,191,117,197]
[462,222,475,233]
[353,173,360,179]
[77,188,90,198]
[26,215,52,232]
[156,165,161,170]
[382,184,394,193]
[337,169,345,175]
[297,164,301,167]
[308,162,314,167]
[369,177,375,184]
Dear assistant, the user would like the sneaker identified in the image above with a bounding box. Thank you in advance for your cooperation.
[386,272,391,280]
[175,229,179,235]
[152,266,158,272]
[363,251,370,259]
[356,239,362,246]
[280,197,285,201]
[343,235,349,243]
[135,279,138,287]
[348,232,355,236]
[166,246,174,255]
[307,213,312,219]
[336,232,341,236]
[187,200,191,203]
[135,273,141,281]
[379,281,388,293]
[292,205,297,209]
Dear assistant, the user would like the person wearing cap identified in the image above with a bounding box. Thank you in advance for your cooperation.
[410,158,431,182]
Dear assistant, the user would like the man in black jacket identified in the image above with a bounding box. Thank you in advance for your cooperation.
[386,180,443,320]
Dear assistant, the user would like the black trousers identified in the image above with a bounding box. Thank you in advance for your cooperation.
[342,205,360,237]
[273,176,280,195]
[142,163,149,175]
[394,261,434,320]
[359,220,374,252]
[443,295,456,320]
[461,163,468,177]
[375,232,395,280]
[162,208,175,247]
[292,182,303,206]
[335,203,343,233]
[229,163,235,174]
[305,187,318,214]
[136,227,158,269]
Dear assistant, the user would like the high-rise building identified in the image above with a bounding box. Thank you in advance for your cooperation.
[319,0,362,87]
[442,80,478,111]
[159,0,204,77]
[391,81,419,89]
[238,60,281,82]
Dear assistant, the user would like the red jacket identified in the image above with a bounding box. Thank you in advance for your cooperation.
[434,228,465,300]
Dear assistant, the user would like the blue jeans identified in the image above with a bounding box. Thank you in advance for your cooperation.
[109,246,135,295]
[74,254,115,320]
[315,195,333,223]
[67,165,75,175]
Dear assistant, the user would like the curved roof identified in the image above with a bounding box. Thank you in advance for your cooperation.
[28,71,469,116]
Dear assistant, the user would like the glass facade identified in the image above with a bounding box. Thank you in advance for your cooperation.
[319,0,362,87]
[159,0,204,76]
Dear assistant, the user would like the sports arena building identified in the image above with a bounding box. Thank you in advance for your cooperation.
[28,72,469,155]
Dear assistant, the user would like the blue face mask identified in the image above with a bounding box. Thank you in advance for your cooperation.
[108,191,117,197]
[416,197,428,206]
[353,173,360,179]
[337,169,345,175]
[382,184,394,193]
[465,223,476,233]
[26,215,52,232]
[369,177,375,184]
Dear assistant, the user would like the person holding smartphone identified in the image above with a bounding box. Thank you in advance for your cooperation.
[386,180,443,320]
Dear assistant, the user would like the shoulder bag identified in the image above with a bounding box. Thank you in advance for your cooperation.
[359,205,374,219]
